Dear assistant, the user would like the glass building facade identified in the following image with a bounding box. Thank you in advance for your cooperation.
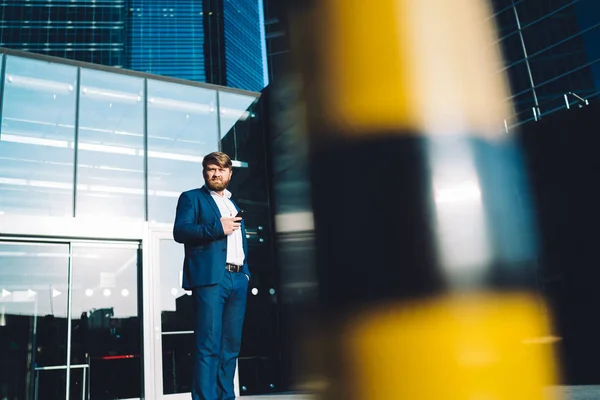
[0,0,127,67]
[0,48,278,399]
[262,0,291,83]
[490,0,600,125]
[127,1,205,82]
[0,0,268,92]
[223,0,269,92]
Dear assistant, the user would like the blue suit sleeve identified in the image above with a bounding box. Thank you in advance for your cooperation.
[173,192,225,244]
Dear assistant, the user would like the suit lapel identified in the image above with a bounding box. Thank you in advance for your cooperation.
[199,186,222,218]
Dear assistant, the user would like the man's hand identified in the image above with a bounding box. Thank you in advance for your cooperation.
[221,217,242,235]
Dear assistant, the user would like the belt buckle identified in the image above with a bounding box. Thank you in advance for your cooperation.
[227,264,239,273]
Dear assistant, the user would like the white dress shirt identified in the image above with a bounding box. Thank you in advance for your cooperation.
[208,186,245,266]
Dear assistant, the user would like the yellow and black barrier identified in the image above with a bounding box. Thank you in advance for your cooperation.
[285,0,562,398]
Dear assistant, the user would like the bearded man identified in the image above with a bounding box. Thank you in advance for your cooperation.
[173,151,250,400]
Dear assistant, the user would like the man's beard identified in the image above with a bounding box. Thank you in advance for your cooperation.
[206,177,230,192]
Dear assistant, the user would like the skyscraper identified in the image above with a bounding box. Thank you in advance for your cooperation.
[222,0,269,91]
[0,0,268,92]
[127,1,205,82]
[0,0,127,67]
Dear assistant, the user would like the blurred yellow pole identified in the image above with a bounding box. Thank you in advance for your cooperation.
[286,0,562,399]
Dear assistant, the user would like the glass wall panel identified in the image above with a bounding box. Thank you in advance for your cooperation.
[0,241,69,400]
[71,243,142,399]
[0,56,77,217]
[146,80,219,223]
[218,91,280,394]
[70,242,141,400]
[76,69,145,219]
[219,91,268,234]
[218,91,259,140]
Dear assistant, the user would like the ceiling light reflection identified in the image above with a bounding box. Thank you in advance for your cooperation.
[5,78,256,120]
[149,97,213,114]
[79,142,137,155]
[0,250,68,257]
[0,176,182,197]
[81,86,142,103]
[7,74,74,94]
[0,133,249,165]
[1,133,68,148]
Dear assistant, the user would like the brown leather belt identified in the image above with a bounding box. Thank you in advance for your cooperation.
[225,263,241,273]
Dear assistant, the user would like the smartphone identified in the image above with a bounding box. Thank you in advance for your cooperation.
[236,209,246,219]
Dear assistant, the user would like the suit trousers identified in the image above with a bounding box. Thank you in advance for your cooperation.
[192,270,248,400]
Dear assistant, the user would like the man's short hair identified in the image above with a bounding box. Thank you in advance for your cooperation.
[202,151,232,170]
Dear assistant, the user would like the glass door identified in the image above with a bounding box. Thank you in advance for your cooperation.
[0,240,70,400]
[0,239,142,400]
[147,228,240,399]
[70,242,142,400]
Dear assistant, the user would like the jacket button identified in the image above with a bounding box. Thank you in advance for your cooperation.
[222,249,226,252]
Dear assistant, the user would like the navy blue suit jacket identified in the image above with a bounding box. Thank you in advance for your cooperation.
[173,186,250,290]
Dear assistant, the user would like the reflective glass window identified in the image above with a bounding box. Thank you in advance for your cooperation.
[218,91,267,243]
[76,69,145,219]
[0,241,70,399]
[218,91,259,141]
[70,242,141,399]
[146,80,219,223]
[0,56,77,216]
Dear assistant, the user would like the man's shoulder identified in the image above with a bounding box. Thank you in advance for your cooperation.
[181,187,206,198]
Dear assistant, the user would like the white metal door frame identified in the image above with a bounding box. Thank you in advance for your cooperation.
[144,225,240,399]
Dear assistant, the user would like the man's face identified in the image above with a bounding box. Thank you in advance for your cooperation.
[204,163,232,192]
